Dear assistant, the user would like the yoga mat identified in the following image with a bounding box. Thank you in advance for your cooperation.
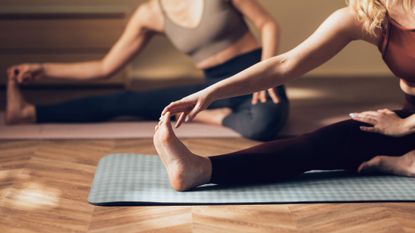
[88,154,415,205]
[0,113,239,139]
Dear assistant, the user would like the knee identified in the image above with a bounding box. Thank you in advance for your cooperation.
[242,102,290,141]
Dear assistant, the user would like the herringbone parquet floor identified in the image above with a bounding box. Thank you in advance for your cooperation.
[1,138,414,233]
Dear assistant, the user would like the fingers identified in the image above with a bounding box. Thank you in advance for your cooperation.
[187,102,202,122]
[268,88,280,104]
[175,112,187,128]
[251,92,258,105]
[15,66,28,83]
[7,67,18,81]
[162,101,190,116]
[356,111,379,117]
[349,113,378,125]
[259,91,266,103]
[359,126,381,134]
[20,74,32,84]
[162,102,174,116]
[377,108,394,114]
[252,90,271,105]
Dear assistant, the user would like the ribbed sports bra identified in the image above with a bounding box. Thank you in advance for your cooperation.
[158,0,249,63]
[378,16,415,83]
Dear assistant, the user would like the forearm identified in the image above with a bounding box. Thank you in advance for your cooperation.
[260,22,279,60]
[206,55,292,101]
[42,60,109,81]
[41,31,151,81]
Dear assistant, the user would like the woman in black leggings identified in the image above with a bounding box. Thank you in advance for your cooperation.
[6,0,288,141]
[154,0,415,191]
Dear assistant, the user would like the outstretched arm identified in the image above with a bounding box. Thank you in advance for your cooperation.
[8,0,164,82]
[206,7,365,101]
[164,7,374,126]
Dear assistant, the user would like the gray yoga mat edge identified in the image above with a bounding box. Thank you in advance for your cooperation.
[88,154,415,206]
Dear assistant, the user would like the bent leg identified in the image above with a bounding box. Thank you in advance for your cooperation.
[222,86,289,141]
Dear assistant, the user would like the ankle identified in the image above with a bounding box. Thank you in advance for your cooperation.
[168,156,212,192]
[5,104,36,125]
[168,163,188,192]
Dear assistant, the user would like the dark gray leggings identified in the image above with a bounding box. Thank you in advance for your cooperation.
[36,82,288,141]
[35,49,289,141]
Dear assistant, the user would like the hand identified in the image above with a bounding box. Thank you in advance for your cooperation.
[7,64,45,84]
[251,88,280,105]
[162,89,213,128]
[350,109,410,137]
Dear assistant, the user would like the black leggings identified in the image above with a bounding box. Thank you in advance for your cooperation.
[36,49,289,141]
[210,96,415,184]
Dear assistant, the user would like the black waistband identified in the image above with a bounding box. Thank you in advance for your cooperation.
[203,49,262,79]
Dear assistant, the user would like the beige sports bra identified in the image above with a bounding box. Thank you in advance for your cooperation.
[159,0,249,62]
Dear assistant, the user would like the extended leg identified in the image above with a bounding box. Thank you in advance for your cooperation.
[155,111,415,190]
[34,81,218,123]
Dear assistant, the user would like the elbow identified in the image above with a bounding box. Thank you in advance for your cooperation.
[97,61,116,80]
[267,55,294,80]
[99,70,114,81]
[254,55,297,89]
[260,18,279,35]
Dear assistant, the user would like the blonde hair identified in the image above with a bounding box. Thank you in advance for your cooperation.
[347,0,413,35]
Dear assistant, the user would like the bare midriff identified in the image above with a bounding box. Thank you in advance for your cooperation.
[195,32,261,69]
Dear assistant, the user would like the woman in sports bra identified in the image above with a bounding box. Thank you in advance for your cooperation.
[156,0,415,191]
[6,0,288,141]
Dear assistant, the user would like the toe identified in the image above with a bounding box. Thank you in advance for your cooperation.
[358,156,382,174]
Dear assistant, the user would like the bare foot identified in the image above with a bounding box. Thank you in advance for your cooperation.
[358,152,415,177]
[193,107,232,125]
[5,78,36,125]
[153,112,212,191]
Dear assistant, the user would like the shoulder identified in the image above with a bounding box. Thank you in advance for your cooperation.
[131,0,164,32]
[331,7,380,43]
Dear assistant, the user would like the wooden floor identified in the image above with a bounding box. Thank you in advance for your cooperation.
[1,138,415,233]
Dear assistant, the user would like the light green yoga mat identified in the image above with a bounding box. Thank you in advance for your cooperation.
[88,154,415,206]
